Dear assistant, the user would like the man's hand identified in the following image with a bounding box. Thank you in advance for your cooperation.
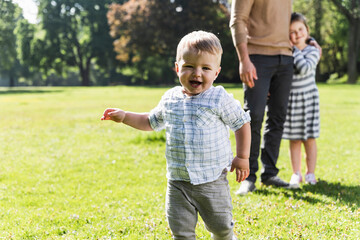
[230,156,250,182]
[101,108,126,123]
[308,38,322,57]
[240,59,258,88]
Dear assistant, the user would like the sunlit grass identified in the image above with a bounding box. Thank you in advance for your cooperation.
[0,85,359,239]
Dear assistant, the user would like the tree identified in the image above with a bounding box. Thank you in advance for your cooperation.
[0,0,19,86]
[328,0,360,83]
[108,0,237,85]
[294,0,350,82]
[34,0,121,86]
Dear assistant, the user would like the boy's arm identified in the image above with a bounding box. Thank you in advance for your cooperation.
[101,108,153,131]
[230,122,251,182]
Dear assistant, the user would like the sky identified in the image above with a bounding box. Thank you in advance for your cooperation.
[12,0,38,24]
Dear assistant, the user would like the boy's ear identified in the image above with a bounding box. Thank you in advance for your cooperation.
[175,62,179,75]
[214,67,221,80]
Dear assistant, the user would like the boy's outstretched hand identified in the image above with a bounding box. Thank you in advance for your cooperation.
[101,108,126,123]
[230,156,249,183]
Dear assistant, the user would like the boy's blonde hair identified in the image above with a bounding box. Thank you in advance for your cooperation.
[176,31,223,65]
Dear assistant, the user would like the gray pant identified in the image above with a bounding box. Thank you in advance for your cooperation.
[243,54,294,182]
[166,172,234,240]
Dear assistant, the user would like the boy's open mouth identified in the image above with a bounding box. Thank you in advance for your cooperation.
[190,80,202,88]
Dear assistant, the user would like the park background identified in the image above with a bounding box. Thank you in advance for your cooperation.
[0,0,359,239]
[0,0,360,86]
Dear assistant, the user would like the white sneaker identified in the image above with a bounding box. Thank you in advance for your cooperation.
[305,173,317,185]
[289,172,302,189]
[235,180,256,195]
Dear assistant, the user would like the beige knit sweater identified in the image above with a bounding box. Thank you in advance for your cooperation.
[230,0,293,56]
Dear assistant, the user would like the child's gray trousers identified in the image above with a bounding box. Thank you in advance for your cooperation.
[166,171,235,240]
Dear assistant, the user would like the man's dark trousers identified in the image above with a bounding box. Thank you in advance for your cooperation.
[243,54,294,183]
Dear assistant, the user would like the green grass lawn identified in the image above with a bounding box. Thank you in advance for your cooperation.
[0,85,359,239]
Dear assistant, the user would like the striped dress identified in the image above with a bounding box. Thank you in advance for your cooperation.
[282,45,320,140]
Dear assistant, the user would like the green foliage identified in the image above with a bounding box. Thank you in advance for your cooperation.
[0,0,19,70]
[327,73,360,84]
[30,0,120,85]
[293,1,348,81]
[108,0,237,85]
[0,85,359,238]
[326,0,360,83]
[15,19,35,66]
[0,1,34,87]
[327,73,349,84]
[0,0,358,86]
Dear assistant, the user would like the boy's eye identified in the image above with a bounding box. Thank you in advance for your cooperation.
[203,67,211,70]
[183,65,193,68]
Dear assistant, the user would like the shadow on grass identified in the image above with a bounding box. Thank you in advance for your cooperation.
[253,179,359,209]
[0,89,63,95]
[254,188,323,205]
[302,180,360,208]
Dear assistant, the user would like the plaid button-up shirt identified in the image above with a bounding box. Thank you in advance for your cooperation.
[149,86,250,185]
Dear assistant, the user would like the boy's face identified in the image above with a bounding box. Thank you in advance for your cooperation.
[175,49,221,96]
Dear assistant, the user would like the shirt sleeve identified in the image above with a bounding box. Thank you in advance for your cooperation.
[293,46,320,75]
[229,0,254,46]
[219,90,251,132]
[148,95,165,131]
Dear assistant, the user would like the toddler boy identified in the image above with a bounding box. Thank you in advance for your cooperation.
[101,31,251,240]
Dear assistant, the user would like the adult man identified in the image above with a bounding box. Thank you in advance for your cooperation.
[230,0,293,195]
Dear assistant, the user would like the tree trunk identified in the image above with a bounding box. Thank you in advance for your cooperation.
[79,57,92,86]
[329,0,360,84]
[314,0,323,82]
[347,18,360,84]
[9,74,15,87]
[313,0,323,44]
[80,67,90,86]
